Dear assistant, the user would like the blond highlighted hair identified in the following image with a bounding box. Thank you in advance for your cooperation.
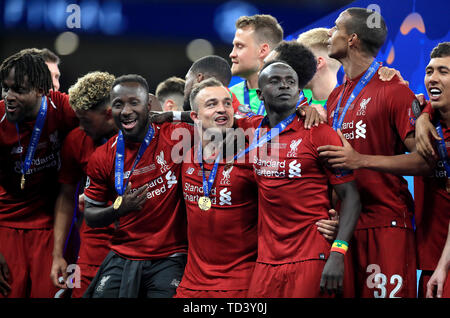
[69,71,115,111]
[297,27,341,71]
[297,27,330,51]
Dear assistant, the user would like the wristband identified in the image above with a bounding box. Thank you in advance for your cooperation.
[173,111,181,122]
[330,240,349,255]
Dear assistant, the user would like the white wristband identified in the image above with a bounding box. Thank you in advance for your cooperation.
[173,111,182,121]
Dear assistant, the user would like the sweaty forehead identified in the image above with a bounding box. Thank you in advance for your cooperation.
[260,62,296,79]
[111,81,147,99]
[427,56,450,69]
[199,85,230,100]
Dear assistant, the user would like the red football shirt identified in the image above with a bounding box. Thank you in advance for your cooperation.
[414,121,450,270]
[241,116,354,264]
[326,71,417,230]
[179,146,258,290]
[84,122,192,260]
[58,127,114,265]
[0,91,78,229]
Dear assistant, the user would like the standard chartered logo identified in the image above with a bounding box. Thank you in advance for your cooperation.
[355,120,366,139]
[288,160,302,178]
[219,188,232,205]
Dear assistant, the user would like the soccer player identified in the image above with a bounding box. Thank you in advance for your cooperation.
[175,76,340,297]
[229,14,283,115]
[411,42,450,297]
[0,50,78,298]
[50,71,117,298]
[246,60,361,297]
[82,74,189,298]
[182,55,244,115]
[22,48,61,92]
[317,7,425,298]
[40,48,61,92]
[175,78,258,298]
[155,76,185,112]
[296,28,408,122]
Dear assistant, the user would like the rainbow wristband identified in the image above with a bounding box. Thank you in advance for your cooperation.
[330,240,349,255]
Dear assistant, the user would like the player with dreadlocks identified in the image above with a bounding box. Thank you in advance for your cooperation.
[0,50,78,298]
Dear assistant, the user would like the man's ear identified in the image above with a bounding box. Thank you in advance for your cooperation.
[256,88,263,101]
[148,93,162,111]
[259,43,271,60]
[348,33,358,48]
[316,56,326,70]
[163,99,176,112]
[190,110,199,122]
[196,73,205,83]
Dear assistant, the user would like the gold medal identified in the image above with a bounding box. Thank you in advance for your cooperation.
[20,174,25,190]
[113,196,123,210]
[198,196,212,211]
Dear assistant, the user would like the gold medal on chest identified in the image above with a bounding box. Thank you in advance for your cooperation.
[113,196,123,210]
[198,196,212,211]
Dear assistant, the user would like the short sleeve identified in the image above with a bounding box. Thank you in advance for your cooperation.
[84,144,112,206]
[383,78,417,142]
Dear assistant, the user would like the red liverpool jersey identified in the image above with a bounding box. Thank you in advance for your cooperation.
[58,127,114,265]
[244,115,354,264]
[414,121,450,270]
[179,146,258,290]
[84,122,191,260]
[326,72,417,230]
[0,91,78,229]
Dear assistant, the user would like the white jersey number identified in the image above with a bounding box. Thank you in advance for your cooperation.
[366,264,403,298]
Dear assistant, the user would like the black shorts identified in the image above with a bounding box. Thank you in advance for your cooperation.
[83,251,186,298]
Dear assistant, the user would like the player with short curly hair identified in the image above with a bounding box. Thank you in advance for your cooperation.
[51,71,118,298]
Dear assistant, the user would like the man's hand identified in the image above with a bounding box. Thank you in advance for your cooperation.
[310,103,328,123]
[378,66,409,86]
[415,113,441,159]
[426,267,447,298]
[318,129,364,170]
[50,256,68,289]
[0,253,11,297]
[297,104,323,129]
[116,182,148,217]
[316,209,339,242]
[320,252,345,295]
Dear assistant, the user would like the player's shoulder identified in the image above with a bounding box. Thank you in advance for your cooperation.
[306,122,336,139]
[48,90,69,107]
[235,114,262,130]
[373,73,412,92]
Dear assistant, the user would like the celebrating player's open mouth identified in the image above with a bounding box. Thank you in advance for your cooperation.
[214,114,229,126]
[428,87,442,101]
[121,117,138,130]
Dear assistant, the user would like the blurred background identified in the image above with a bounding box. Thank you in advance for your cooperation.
[0,0,354,92]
